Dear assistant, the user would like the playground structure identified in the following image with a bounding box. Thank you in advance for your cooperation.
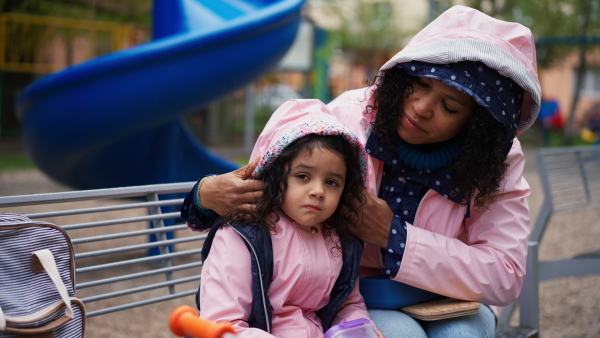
[16,0,305,190]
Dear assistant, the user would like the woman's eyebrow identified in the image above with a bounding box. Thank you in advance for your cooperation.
[444,94,469,107]
[422,77,469,108]
[423,76,467,107]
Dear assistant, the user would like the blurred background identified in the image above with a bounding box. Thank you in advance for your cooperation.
[0,2,599,337]
[0,0,599,186]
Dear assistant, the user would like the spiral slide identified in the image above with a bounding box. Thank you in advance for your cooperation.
[16,0,305,190]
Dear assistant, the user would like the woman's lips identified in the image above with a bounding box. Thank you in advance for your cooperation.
[402,115,426,132]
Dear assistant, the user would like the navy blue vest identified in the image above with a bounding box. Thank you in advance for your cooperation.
[198,219,363,333]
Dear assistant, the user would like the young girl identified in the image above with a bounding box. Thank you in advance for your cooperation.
[182,99,380,337]
[183,5,542,337]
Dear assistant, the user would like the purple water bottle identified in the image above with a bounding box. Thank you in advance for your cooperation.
[323,318,379,338]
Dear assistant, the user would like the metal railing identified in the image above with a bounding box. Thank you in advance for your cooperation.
[0,181,203,318]
[499,145,600,334]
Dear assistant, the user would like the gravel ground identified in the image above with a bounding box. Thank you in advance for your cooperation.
[1,146,599,338]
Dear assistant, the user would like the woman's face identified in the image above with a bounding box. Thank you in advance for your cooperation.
[398,77,475,144]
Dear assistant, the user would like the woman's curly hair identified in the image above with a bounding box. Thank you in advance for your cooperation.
[227,134,365,243]
[368,66,510,209]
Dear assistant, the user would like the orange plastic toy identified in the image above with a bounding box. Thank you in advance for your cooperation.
[169,305,237,338]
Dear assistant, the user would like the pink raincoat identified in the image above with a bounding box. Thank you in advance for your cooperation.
[199,100,371,337]
[326,5,542,311]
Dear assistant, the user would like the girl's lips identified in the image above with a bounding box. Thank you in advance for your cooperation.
[402,115,426,132]
[304,205,321,211]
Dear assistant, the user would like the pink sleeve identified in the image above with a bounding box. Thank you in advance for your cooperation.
[199,226,277,338]
[396,140,531,306]
[329,277,372,327]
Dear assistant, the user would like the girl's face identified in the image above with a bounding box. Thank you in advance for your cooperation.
[281,146,346,227]
[398,77,475,144]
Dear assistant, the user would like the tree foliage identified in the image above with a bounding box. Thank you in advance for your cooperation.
[324,0,408,52]
[468,0,600,144]
[0,0,152,26]
[467,0,600,67]
[309,0,416,70]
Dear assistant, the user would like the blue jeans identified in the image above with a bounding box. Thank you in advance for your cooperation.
[368,304,496,338]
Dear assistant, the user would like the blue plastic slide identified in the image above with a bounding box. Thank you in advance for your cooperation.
[16,0,305,190]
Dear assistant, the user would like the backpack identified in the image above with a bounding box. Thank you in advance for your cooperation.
[0,213,86,337]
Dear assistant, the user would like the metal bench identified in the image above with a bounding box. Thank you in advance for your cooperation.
[498,144,600,337]
[3,145,598,337]
[0,181,200,336]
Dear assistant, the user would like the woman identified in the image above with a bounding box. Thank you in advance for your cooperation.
[183,5,541,337]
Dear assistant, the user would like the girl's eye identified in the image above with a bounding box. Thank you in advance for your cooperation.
[326,179,339,187]
[296,174,309,181]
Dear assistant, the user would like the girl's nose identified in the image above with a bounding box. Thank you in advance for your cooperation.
[309,183,325,199]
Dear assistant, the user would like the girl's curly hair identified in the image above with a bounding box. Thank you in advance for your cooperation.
[368,66,510,209]
[227,134,365,242]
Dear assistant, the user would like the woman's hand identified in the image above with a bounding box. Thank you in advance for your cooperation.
[199,156,264,216]
[351,191,393,249]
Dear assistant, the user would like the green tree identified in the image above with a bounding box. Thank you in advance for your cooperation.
[0,0,152,25]
[0,0,152,68]
[468,0,600,145]
[308,0,416,76]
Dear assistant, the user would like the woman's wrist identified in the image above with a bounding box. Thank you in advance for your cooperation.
[194,175,216,211]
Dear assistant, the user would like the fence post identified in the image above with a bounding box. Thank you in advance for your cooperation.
[519,241,540,331]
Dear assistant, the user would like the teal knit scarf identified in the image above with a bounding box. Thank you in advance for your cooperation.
[395,136,464,171]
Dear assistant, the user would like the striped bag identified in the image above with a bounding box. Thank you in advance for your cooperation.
[0,213,85,337]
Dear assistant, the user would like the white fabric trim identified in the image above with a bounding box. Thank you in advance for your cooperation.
[0,304,5,331]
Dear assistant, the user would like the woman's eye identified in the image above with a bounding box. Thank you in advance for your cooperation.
[443,102,458,114]
[416,79,429,88]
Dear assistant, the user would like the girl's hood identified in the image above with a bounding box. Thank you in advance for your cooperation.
[250,99,368,183]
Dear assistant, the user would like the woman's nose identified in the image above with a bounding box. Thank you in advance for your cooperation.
[412,95,434,119]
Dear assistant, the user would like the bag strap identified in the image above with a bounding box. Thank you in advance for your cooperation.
[0,304,5,331]
[0,249,73,331]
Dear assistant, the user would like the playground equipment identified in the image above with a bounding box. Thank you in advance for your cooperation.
[169,306,380,338]
[170,305,237,338]
[16,0,305,190]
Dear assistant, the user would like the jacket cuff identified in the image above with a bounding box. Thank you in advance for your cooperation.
[381,217,408,277]
[181,177,217,232]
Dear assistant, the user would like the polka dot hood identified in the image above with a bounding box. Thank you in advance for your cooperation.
[250,99,368,184]
[397,60,524,147]
[379,5,541,137]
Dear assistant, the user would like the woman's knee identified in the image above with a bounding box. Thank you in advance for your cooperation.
[423,304,496,338]
[368,309,427,338]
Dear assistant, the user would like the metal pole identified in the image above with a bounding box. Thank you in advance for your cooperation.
[244,85,255,156]
[519,241,540,332]
[428,0,435,23]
